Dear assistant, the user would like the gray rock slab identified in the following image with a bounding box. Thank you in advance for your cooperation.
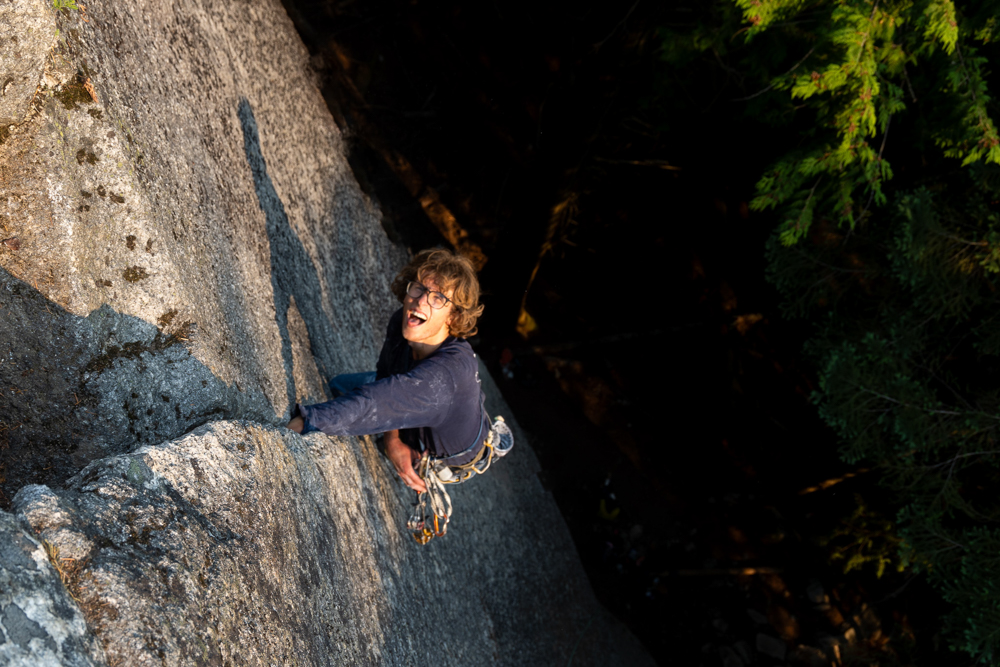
[0,510,106,666]
[0,0,405,491]
[11,369,653,666]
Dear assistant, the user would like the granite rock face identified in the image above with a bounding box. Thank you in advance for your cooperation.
[10,374,653,666]
[0,0,654,664]
[0,0,404,491]
[0,511,104,666]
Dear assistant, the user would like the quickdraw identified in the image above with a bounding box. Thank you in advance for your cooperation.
[406,453,452,544]
[407,511,447,545]
[406,416,513,545]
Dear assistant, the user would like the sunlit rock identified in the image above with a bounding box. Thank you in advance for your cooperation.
[0,510,105,666]
[10,373,653,665]
[0,0,403,489]
[0,0,56,129]
[0,0,654,663]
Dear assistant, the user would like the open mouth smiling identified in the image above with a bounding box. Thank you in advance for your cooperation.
[407,309,428,326]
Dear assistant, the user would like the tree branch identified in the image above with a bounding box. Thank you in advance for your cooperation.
[732,46,817,102]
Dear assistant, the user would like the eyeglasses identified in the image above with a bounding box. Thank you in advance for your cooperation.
[406,281,453,309]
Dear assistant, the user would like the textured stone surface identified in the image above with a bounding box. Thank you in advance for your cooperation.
[0,0,655,664]
[0,510,105,666]
[12,372,653,666]
[0,0,56,128]
[0,0,404,491]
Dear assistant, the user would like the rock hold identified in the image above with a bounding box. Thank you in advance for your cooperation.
[0,511,105,666]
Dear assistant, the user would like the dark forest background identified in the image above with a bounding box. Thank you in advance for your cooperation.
[278,1,1000,665]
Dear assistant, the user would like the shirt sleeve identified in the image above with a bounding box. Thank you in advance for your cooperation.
[297,354,457,437]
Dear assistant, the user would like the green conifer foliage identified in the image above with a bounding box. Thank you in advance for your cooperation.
[769,169,1000,658]
[740,2,1000,657]
[822,493,905,578]
[734,0,1000,245]
[655,1,1000,656]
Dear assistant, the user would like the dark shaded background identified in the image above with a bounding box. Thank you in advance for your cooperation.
[277,1,963,664]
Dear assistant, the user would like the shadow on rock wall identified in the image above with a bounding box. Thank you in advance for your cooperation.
[0,267,271,508]
[239,98,336,410]
[0,100,372,506]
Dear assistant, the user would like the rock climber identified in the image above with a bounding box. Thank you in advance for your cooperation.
[286,248,488,494]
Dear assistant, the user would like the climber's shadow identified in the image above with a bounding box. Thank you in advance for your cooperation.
[238,99,333,410]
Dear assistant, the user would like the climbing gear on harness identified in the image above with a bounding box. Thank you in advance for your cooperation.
[407,453,453,544]
[407,416,514,544]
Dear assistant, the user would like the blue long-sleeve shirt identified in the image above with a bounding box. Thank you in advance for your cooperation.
[297,308,489,465]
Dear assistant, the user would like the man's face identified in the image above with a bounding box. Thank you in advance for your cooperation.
[402,274,454,347]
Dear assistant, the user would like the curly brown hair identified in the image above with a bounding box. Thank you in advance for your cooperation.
[390,248,484,338]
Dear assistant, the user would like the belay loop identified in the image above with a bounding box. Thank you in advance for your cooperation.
[406,416,514,545]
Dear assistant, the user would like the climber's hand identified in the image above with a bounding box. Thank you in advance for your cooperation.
[386,431,426,493]
[287,416,304,434]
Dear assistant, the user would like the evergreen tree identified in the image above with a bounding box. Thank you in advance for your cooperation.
[735,0,1000,660]
[736,0,1000,244]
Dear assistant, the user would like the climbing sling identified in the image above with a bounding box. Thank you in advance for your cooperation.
[406,415,514,545]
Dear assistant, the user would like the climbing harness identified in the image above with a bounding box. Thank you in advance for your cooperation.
[407,415,514,545]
